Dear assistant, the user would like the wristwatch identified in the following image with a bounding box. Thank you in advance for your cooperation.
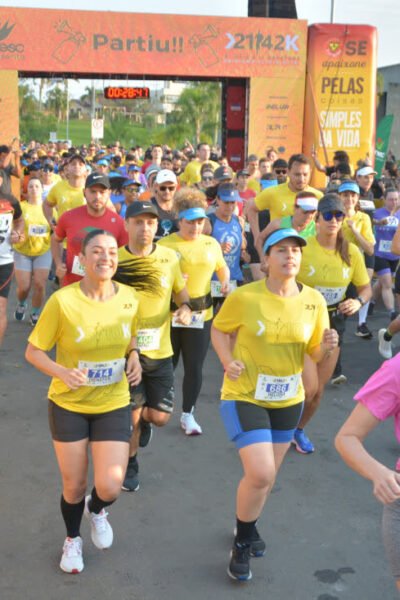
[126,347,140,359]
[356,296,366,306]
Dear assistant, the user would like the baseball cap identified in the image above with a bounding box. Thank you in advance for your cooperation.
[66,153,86,164]
[217,183,241,202]
[122,179,141,189]
[96,158,109,167]
[272,158,288,169]
[29,160,42,171]
[127,164,141,172]
[295,194,319,211]
[85,173,110,189]
[214,165,233,182]
[263,227,307,254]
[156,169,177,185]
[317,193,344,214]
[125,201,159,219]
[237,168,250,177]
[338,181,360,194]
[356,166,377,177]
[145,165,161,180]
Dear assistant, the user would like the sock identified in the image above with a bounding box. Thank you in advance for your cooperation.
[128,453,138,465]
[18,300,27,307]
[31,307,40,315]
[60,495,85,538]
[384,330,393,341]
[235,518,257,545]
[358,303,369,326]
[88,487,115,515]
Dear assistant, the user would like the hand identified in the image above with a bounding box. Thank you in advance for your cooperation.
[220,281,231,296]
[220,241,232,254]
[55,263,67,279]
[126,353,142,386]
[321,328,339,353]
[224,359,245,381]
[372,466,400,504]
[60,367,88,390]
[10,230,24,244]
[338,298,361,316]
[173,304,192,326]
[346,219,355,231]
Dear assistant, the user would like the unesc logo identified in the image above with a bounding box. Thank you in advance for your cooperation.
[0,21,25,54]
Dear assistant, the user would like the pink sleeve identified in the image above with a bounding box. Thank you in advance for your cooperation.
[354,355,400,421]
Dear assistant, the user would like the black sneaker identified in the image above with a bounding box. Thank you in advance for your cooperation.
[249,526,266,557]
[122,456,139,492]
[355,323,372,339]
[139,418,153,448]
[228,543,252,581]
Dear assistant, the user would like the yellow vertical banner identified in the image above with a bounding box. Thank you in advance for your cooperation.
[303,24,377,187]
[0,70,20,197]
[248,75,306,159]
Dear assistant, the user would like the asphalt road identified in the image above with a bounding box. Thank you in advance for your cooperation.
[0,287,398,600]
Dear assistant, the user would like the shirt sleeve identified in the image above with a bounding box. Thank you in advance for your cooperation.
[46,184,58,207]
[54,212,67,240]
[213,289,242,333]
[354,357,400,421]
[28,293,62,351]
[360,213,375,244]
[254,187,273,211]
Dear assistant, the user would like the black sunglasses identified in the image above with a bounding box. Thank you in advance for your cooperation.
[322,211,345,221]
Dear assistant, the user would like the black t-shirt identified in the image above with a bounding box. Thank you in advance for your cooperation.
[151,197,179,240]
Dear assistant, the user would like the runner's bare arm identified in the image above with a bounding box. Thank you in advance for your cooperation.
[25,343,87,390]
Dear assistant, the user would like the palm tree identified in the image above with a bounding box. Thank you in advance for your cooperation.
[169,82,221,145]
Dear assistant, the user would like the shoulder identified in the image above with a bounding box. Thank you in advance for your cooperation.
[153,244,179,263]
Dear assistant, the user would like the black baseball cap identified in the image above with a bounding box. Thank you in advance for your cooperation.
[318,193,344,214]
[66,153,86,165]
[237,168,250,177]
[272,158,288,169]
[125,201,159,219]
[214,165,233,182]
[85,173,110,189]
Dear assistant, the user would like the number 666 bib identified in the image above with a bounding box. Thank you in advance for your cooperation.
[255,373,300,402]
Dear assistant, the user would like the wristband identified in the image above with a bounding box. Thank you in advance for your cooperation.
[180,301,192,310]
[126,348,140,359]
[356,296,366,307]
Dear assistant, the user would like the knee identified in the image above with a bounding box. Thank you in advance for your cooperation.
[63,478,87,502]
[33,279,45,294]
[246,469,276,492]
[150,412,170,427]
[95,480,121,502]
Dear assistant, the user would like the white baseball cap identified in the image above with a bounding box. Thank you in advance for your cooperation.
[356,166,377,177]
[155,169,177,185]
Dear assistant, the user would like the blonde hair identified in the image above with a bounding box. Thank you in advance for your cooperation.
[173,188,207,214]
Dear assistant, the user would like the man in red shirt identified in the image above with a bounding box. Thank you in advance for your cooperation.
[51,173,128,286]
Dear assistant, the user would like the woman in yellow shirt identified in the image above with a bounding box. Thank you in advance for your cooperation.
[13,177,52,326]
[297,194,372,454]
[212,228,337,581]
[25,229,142,575]
[158,188,229,435]
[340,180,375,338]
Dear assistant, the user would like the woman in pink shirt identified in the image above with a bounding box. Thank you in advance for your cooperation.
[335,356,400,593]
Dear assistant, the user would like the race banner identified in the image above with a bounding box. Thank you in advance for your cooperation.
[303,24,377,186]
[375,115,394,177]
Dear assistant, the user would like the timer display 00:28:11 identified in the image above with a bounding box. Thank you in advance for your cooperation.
[104,87,151,100]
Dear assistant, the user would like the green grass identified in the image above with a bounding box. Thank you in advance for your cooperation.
[55,119,164,147]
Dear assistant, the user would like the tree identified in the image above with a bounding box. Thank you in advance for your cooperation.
[18,82,38,117]
[46,84,67,122]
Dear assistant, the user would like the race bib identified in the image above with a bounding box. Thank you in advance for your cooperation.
[78,358,125,387]
[211,280,237,298]
[359,200,375,211]
[28,224,48,237]
[315,286,346,306]
[172,311,205,329]
[244,222,251,233]
[386,216,399,227]
[379,239,393,253]
[71,255,85,276]
[137,328,161,351]
[255,373,300,402]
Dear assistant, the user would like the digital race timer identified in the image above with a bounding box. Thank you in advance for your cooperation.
[104,87,150,100]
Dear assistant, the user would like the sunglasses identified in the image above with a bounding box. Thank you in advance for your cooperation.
[159,185,176,191]
[202,176,213,181]
[125,187,139,192]
[274,169,287,175]
[322,211,345,221]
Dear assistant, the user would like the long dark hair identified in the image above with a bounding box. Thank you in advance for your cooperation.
[316,214,351,266]
[114,252,163,296]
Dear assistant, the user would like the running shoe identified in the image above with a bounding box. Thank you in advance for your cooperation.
[355,323,372,339]
[293,429,315,454]
[14,302,27,321]
[139,418,153,448]
[228,542,252,581]
[30,313,40,327]
[180,410,202,435]
[60,536,84,574]
[122,455,140,492]
[330,374,347,385]
[234,525,266,557]
[378,328,393,360]
[84,495,113,549]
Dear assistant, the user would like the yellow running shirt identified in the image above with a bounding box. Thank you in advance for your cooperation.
[342,211,375,249]
[213,280,329,408]
[13,202,50,256]
[117,244,186,359]
[46,179,85,218]
[298,236,370,308]
[255,182,323,221]
[158,233,227,321]
[28,282,139,414]
[180,159,220,186]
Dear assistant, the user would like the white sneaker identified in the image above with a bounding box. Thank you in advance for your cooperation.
[60,536,84,574]
[180,410,202,436]
[330,374,347,385]
[84,495,113,549]
[378,328,393,359]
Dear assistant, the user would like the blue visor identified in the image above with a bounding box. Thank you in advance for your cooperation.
[96,159,109,166]
[179,207,207,220]
[260,179,278,189]
[338,181,360,194]
[263,227,307,254]
[218,190,242,202]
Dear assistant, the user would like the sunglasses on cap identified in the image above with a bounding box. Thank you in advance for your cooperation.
[322,211,345,221]
[159,185,176,191]
[274,169,287,175]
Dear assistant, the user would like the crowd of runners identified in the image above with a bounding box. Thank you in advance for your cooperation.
[1,137,400,589]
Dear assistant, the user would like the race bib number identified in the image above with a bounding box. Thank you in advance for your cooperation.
[71,255,85,276]
[78,358,125,387]
[379,239,393,253]
[172,311,205,329]
[255,373,300,402]
[359,200,375,211]
[315,286,346,306]
[211,280,237,298]
[28,224,48,237]
[386,216,399,227]
[137,328,161,351]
